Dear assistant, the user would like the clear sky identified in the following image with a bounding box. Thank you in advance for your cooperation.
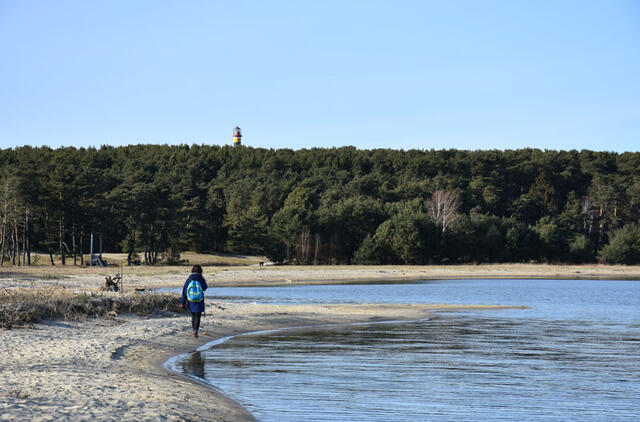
[1,0,639,152]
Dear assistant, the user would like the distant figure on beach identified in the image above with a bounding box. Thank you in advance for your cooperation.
[180,265,208,338]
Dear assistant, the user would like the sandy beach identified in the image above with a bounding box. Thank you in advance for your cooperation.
[1,264,637,421]
[0,299,517,421]
[2,263,639,291]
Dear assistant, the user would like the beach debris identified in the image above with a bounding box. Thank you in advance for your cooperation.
[8,388,30,400]
[101,266,125,292]
[102,274,122,292]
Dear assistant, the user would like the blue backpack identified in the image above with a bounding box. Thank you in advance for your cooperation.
[186,280,204,302]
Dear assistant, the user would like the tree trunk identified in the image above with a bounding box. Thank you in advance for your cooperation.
[16,223,21,266]
[79,229,84,266]
[16,225,21,266]
[44,208,55,265]
[72,224,77,266]
[314,233,320,266]
[0,222,5,267]
[11,227,16,266]
[26,228,30,266]
[22,210,27,265]
[0,205,6,267]
[298,226,311,264]
[25,209,30,266]
[59,213,66,266]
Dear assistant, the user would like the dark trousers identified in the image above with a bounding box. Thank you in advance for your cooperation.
[191,312,202,332]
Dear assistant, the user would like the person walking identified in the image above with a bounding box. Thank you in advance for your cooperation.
[180,265,208,338]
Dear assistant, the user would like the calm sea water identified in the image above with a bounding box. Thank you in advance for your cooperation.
[170,279,640,421]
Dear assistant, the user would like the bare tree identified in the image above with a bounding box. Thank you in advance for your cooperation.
[0,177,29,266]
[588,177,619,248]
[0,179,10,266]
[428,190,459,244]
[581,195,598,236]
[297,225,311,264]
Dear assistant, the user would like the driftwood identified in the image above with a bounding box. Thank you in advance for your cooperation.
[102,274,122,292]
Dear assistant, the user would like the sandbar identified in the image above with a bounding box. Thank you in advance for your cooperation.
[4,264,624,420]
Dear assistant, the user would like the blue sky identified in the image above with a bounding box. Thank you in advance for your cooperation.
[1,0,639,152]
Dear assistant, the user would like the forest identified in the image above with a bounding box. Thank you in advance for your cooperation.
[1,145,639,266]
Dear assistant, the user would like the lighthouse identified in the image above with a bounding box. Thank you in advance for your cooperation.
[233,126,242,146]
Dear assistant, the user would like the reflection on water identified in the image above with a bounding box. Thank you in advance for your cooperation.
[209,278,640,321]
[175,280,640,421]
[181,351,205,379]
[182,316,640,421]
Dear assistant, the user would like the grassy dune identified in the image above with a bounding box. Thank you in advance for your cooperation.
[0,286,181,329]
[0,251,264,328]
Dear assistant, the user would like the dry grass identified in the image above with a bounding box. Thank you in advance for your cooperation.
[0,286,181,329]
[2,262,639,293]
[15,251,266,267]
[179,251,267,266]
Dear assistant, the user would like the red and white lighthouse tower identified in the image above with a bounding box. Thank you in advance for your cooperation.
[233,126,242,146]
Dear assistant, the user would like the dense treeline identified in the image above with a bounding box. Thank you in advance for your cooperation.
[1,145,639,266]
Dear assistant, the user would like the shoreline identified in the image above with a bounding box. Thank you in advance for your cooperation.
[160,303,523,421]
[0,300,521,421]
[150,331,256,422]
[3,263,640,292]
[163,317,439,412]
[1,265,634,420]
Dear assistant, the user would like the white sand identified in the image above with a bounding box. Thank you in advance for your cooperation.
[0,297,519,421]
[3,263,638,292]
[5,263,624,420]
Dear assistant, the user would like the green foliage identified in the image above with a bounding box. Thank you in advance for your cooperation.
[160,247,185,265]
[225,204,270,254]
[598,223,640,264]
[505,220,541,263]
[352,234,386,265]
[1,145,639,265]
[354,206,437,264]
[533,216,568,262]
[568,234,595,263]
[445,213,506,263]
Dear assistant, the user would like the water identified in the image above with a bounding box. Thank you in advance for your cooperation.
[172,279,640,421]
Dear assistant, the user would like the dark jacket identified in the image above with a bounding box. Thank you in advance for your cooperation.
[180,273,208,313]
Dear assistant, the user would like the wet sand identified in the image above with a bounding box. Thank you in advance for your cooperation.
[0,299,518,421]
[1,263,633,420]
